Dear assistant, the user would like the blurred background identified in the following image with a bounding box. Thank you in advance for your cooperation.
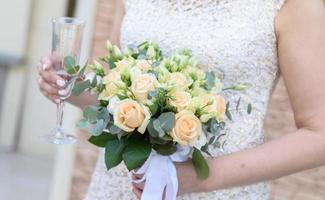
[0,0,324,200]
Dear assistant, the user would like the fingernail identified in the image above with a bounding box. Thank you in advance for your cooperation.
[58,90,68,96]
[43,64,49,70]
[56,79,66,87]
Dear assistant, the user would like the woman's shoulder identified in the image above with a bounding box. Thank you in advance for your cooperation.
[275,0,325,38]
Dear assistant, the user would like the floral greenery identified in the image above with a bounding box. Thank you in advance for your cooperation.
[73,40,249,180]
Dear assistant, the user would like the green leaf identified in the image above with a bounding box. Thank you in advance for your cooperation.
[105,138,126,170]
[72,80,91,96]
[236,98,241,111]
[122,137,151,171]
[192,147,210,180]
[91,75,98,87]
[247,104,252,114]
[153,143,177,156]
[157,112,175,132]
[148,103,158,116]
[108,56,116,69]
[88,132,117,147]
[225,102,232,121]
[90,119,106,136]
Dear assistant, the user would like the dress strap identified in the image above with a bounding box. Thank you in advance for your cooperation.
[276,0,286,11]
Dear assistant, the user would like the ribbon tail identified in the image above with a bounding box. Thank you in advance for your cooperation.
[141,155,169,200]
[164,160,178,200]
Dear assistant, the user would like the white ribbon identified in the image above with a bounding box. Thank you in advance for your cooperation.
[131,146,191,200]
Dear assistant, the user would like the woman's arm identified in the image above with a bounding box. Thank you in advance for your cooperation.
[175,0,325,194]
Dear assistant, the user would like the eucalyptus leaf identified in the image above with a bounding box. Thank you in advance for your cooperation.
[147,119,159,137]
[83,105,99,123]
[109,125,122,135]
[158,112,175,133]
[90,119,105,136]
[153,119,165,137]
[204,71,216,90]
[78,61,88,77]
[76,119,89,129]
[64,56,79,75]
[192,147,210,180]
[64,56,75,69]
[72,80,91,96]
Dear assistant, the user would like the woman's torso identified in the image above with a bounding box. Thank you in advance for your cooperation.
[85,0,285,199]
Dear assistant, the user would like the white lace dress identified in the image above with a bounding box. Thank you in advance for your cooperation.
[85,0,285,199]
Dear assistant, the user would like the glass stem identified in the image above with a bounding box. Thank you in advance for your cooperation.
[55,100,65,137]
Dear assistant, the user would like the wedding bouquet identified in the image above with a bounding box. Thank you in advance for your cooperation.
[72,41,248,200]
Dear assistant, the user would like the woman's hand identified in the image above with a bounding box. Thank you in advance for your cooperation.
[131,172,145,199]
[37,53,68,104]
[131,160,208,199]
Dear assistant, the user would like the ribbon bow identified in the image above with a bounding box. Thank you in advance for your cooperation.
[131,146,191,200]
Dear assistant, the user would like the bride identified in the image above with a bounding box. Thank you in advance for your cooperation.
[37,0,325,199]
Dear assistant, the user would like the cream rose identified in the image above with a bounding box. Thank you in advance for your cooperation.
[136,60,151,72]
[170,110,202,145]
[115,59,133,72]
[168,72,193,88]
[131,74,158,103]
[113,99,150,134]
[169,91,192,112]
[99,71,124,100]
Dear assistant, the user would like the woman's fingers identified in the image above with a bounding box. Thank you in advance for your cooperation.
[40,53,61,71]
[132,181,145,190]
[38,78,60,95]
[132,186,142,200]
[39,70,66,88]
[39,86,60,104]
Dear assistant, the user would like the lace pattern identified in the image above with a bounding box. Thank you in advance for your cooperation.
[85,0,285,199]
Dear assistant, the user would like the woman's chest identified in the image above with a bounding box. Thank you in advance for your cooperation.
[121,0,279,84]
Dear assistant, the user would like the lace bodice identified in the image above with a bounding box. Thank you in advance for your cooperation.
[85,0,285,199]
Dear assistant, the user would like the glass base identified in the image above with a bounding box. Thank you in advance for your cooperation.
[40,128,76,145]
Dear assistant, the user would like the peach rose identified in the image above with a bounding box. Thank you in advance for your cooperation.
[170,110,202,145]
[201,94,226,121]
[214,94,226,121]
[131,74,157,103]
[113,99,150,134]
[169,91,192,112]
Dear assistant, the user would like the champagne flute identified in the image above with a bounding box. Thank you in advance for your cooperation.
[40,17,85,144]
